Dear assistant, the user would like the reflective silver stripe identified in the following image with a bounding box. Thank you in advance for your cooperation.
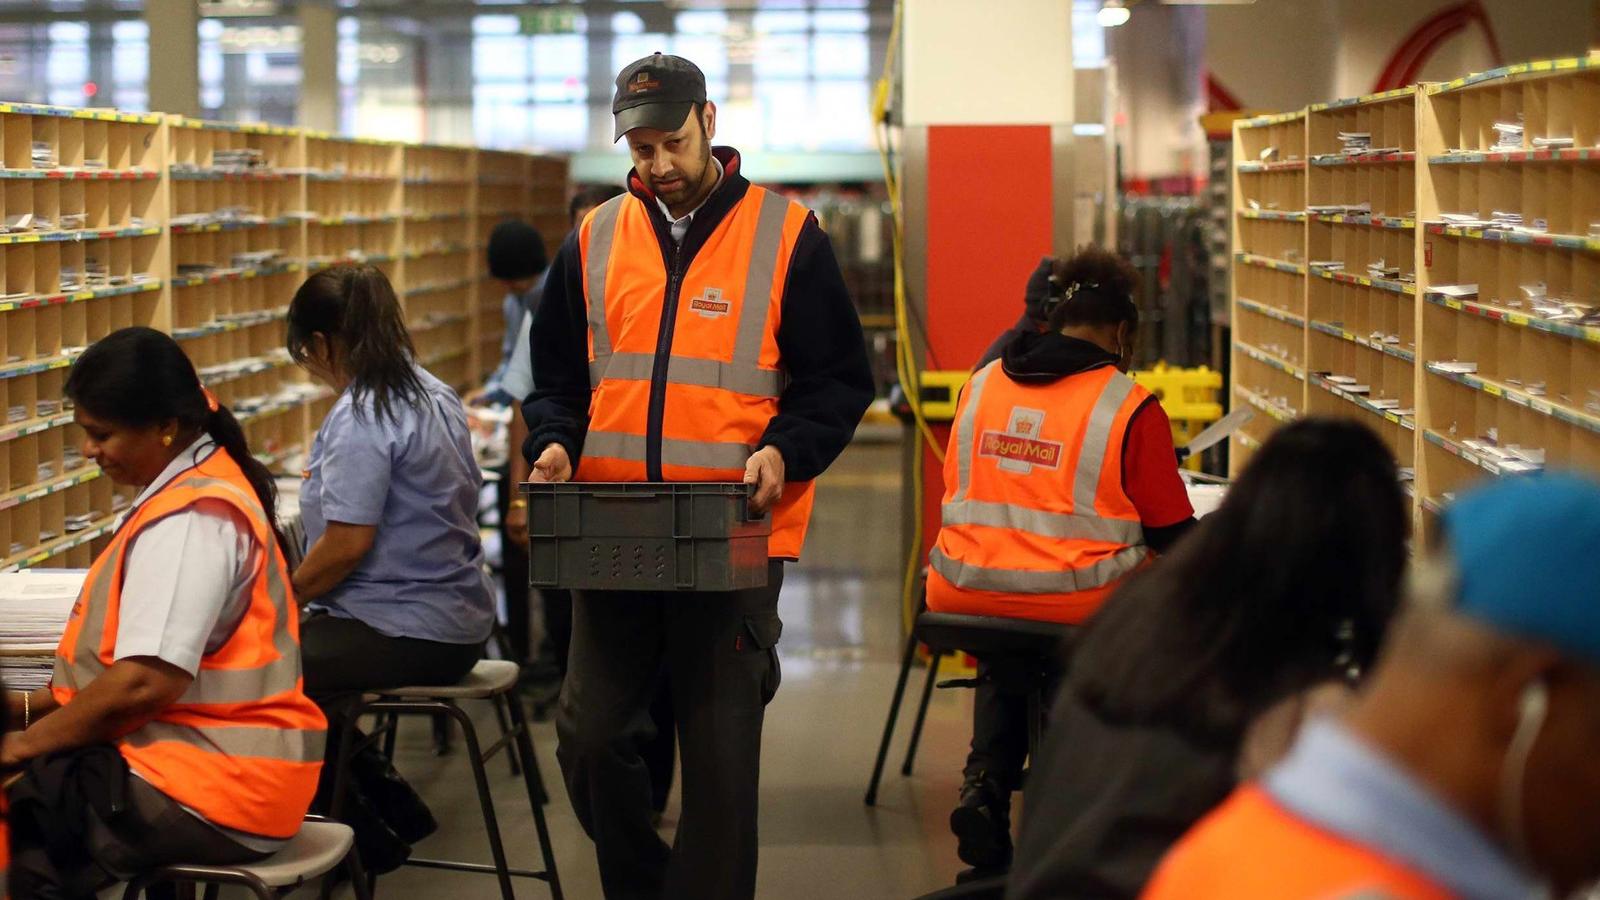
[1072,372,1138,513]
[929,543,1148,594]
[60,472,305,707]
[584,195,627,387]
[598,351,784,398]
[171,476,305,705]
[63,530,124,686]
[123,721,325,763]
[730,190,793,375]
[941,499,1145,544]
[584,429,754,471]
[951,363,996,504]
[587,191,789,396]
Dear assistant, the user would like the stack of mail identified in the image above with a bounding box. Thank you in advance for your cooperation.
[1367,259,1400,279]
[1492,118,1524,152]
[1533,135,1575,150]
[1432,284,1478,300]
[0,572,83,690]
[1488,210,1526,230]
[1438,212,1492,228]
[1309,202,1372,216]
[212,148,266,171]
[231,249,283,268]
[1339,131,1371,155]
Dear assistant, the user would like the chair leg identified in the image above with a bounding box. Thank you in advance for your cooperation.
[900,651,943,776]
[346,837,377,900]
[443,702,518,900]
[323,701,369,900]
[379,711,399,762]
[865,619,923,806]
[506,686,565,899]
[493,694,523,778]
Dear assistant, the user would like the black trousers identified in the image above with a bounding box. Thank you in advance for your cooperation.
[558,561,784,900]
[299,611,484,702]
[963,658,1066,796]
[12,762,268,900]
[299,611,483,793]
[540,587,574,674]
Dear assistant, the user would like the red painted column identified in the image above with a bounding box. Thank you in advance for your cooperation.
[899,0,1078,576]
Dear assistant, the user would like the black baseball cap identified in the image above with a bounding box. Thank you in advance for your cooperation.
[612,53,707,142]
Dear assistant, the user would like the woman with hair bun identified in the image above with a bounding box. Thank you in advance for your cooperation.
[3,326,325,897]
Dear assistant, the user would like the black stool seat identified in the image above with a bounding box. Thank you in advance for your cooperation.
[864,593,1079,807]
[915,612,1074,658]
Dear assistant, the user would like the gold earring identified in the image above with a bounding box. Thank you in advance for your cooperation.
[162,435,173,448]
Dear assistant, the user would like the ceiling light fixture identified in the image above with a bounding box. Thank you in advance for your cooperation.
[1097,0,1132,27]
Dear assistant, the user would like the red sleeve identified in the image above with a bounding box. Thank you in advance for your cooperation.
[1120,399,1194,528]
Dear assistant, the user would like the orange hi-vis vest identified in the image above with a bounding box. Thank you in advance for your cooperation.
[52,448,326,840]
[926,361,1153,625]
[577,186,816,559]
[1142,786,1456,899]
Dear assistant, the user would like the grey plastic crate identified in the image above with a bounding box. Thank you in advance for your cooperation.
[521,481,771,592]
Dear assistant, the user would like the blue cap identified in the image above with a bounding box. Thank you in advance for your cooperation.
[1442,473,1600,665]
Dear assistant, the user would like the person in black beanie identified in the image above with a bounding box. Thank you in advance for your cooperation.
[475,220,547,673]
[479,221,548,406]
[976,256,1055,369]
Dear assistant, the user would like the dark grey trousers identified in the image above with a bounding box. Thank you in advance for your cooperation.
[12,772,269,899]
[557,561,784,900]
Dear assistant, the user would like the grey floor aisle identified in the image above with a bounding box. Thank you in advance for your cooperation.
[365,439,973,899]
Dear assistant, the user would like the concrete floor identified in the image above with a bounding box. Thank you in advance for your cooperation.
[366,440,973,899]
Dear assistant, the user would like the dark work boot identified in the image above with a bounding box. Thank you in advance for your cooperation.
[950,772,1013,870]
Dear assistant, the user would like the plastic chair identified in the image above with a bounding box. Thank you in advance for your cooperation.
[329,659,563,899]
[117,819,370,900]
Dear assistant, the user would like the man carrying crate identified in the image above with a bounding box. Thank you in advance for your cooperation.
[521,53,874,900]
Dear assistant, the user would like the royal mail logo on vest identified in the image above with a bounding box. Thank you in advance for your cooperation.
[979,407,1063,473]
[689,286,732,319]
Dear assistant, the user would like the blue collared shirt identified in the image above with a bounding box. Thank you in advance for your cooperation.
[301,364,496,645]
[1267,720,1547,900]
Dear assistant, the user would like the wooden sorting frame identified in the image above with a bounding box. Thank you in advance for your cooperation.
[0,102,567,572]
[1230,52,1600,540]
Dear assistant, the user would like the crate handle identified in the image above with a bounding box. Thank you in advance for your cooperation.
[588,490,658,499]
[742,484,768,523]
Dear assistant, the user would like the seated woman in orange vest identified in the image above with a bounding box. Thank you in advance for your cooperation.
[0,328,325,898]
[1007,419,1409,899]
[927,247,1195,872]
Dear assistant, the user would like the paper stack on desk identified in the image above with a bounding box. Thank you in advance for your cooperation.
[0,571,83,691]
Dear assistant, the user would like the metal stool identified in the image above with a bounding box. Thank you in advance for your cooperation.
[330,659,564,899]
[118,819,370,899]
[866,605,1074,805]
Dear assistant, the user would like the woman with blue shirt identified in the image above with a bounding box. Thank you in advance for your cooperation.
[286,264,495,866]
[288,264,494,691]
